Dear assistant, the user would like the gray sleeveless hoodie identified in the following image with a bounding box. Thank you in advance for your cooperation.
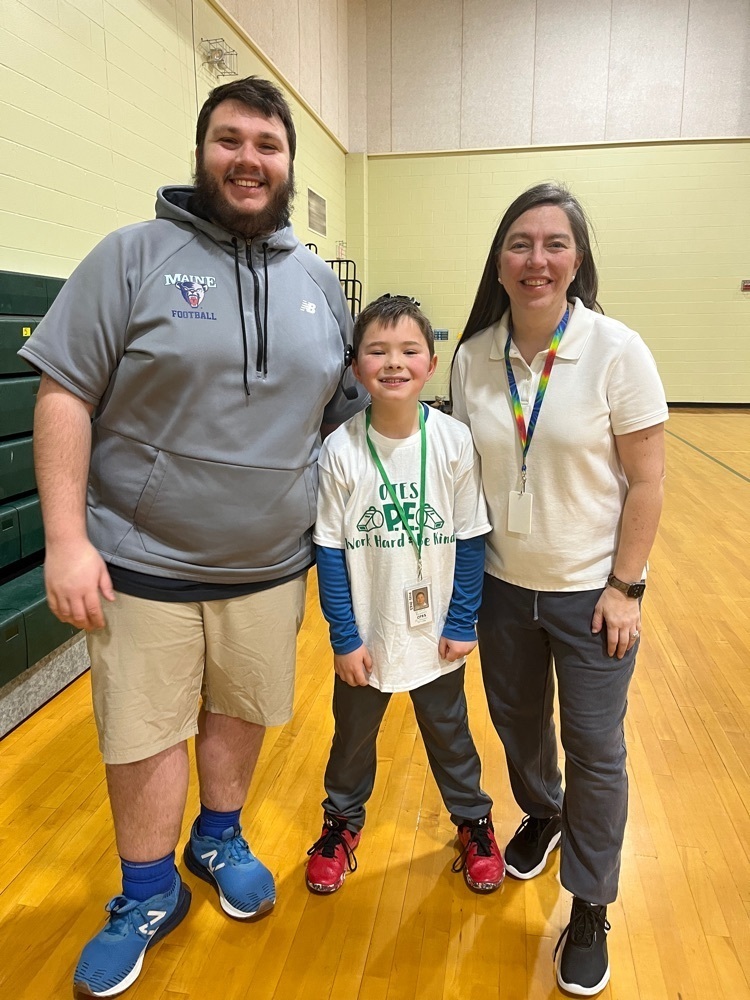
[20,186,364,583]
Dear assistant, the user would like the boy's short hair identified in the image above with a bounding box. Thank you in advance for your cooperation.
[353,295,435,358]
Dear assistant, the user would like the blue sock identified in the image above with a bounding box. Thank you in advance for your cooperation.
[121,852,176,902]
[198,804,242,840]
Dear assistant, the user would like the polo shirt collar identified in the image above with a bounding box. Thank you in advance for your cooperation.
[488,298,595,362]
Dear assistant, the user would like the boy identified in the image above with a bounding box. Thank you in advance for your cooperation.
[306,295,504,895]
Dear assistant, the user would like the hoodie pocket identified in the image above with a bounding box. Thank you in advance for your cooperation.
[133,451,314,569]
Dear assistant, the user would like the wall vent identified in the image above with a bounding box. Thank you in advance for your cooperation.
[308,188,327,237]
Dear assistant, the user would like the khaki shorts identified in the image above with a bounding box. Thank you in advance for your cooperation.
[86,575,308,764]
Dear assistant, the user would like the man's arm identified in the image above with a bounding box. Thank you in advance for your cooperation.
[34,374,115,630]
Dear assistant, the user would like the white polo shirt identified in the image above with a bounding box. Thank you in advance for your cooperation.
[451,299,668,592]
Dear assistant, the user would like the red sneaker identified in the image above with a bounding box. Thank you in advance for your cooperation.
[305,815,361,894]
[453,814,505,892]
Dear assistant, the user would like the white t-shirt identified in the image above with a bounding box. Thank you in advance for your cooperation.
[314,406,491,692]
[451,299,668,592]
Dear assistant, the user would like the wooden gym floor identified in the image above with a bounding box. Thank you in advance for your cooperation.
[0,409,748,999]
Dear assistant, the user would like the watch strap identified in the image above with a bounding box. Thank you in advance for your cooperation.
[607,573,646,598]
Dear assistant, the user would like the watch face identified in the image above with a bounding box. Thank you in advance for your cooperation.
[628,583,646,598]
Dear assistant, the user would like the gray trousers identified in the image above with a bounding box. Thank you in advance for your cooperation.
[322,665,493,829]
[478,574,637,904]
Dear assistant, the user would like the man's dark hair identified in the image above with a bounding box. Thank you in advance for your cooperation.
[195,76,297,160]
[353,295,434,357]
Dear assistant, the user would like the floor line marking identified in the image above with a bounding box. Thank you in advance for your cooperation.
[666,429,750,484]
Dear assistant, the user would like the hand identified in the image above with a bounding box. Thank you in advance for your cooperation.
[591,586,641,659]
[438,637,477,662]
[334,645,373,686]
[44,539,115,631]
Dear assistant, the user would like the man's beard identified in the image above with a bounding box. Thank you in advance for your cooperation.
[192,155,295,238]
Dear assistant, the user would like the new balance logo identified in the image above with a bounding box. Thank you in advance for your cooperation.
[300,300,317,313]
[201,849,226,874]
[138,909,166,937]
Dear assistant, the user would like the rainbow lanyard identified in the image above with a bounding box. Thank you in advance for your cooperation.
[504,308,569,493]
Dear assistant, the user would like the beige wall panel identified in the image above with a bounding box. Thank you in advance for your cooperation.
[320,0,339,134]
[224,0,274,58]
[460,0,535,148]
[299,0,322,114]
[532,0,610,143]
[337,0,349,148]
[682,0,750,137]
[347,0,367,152]
[271,0,301,90]
[391,0,462,152]
[206,0,346,144]
[606,0,688,140]
[366,0,392,152]
[220,0,240,22]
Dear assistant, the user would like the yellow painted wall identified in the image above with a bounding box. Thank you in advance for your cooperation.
[1,0,347,278]
[366,141,750,403]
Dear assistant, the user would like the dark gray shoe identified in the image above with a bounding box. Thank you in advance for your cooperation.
[504,814,561,879]
[554,897,611,996]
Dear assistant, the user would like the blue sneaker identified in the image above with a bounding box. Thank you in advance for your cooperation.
[73,875,191,997]
[183,819,275,919]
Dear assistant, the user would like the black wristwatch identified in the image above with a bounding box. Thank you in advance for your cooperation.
[607,574,646,599]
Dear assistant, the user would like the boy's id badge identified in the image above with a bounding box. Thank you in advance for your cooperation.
[405,579,433,629]
[508,491,533,534]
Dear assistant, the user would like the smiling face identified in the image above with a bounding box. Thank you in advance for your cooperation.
[353,317,437,407]
[496,204,583,322]
[194,99,293,237]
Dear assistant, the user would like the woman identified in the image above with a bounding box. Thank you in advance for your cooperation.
[451,183,667,997]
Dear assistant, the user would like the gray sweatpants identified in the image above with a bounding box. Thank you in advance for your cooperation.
[478,574,638,904]
[322,665,493,829]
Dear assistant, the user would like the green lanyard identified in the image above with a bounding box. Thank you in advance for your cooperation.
[365,404,427,579]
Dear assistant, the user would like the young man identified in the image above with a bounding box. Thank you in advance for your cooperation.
[20,77,364,997]
[306,295,504,896]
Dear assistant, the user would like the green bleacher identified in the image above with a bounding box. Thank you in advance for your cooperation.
[0,271,80,688]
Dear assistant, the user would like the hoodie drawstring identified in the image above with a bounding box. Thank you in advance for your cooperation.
[233,238,251,396]
[262,242,269,378]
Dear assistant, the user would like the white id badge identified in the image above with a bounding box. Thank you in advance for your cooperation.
[404,579,433,629]
[507,491,533,534]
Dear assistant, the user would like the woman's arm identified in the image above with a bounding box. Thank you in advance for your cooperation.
[591,422,666,659]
